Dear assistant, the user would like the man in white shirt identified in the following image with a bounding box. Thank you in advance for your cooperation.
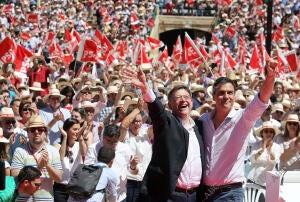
[200,61,276,201]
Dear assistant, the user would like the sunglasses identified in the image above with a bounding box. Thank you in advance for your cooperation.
[33,182,41,187]
[287,122,298,126]
[85,108,94,113]
[23,108,33,112]
[81,91,92,95]
[0,82,7,85]
[263,129,274,134]
[6,120,16,125]
[29,127,46,133]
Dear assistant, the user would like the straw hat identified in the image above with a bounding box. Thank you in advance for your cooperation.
[0,128,9,143]
[190,83,206,94]
[107,85,119,94]
[0,107,15,118]
[271,103,284,114]
[255,121,281,137]
[44,88,65,102]
[29,82,44,91]
[196,103,213,115]
[120,91,136,100]
[82,101,94,109]
[25,115,46,129]
[281,114,300,128]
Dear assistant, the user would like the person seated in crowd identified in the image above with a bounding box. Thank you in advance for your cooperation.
[275,114,300,170]
[247,121,282,186]
[15,166,49,201]
[0,128,10,176]
[11,115,62,197]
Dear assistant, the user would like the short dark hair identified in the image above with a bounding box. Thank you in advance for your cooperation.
[97,145,115,164]
[103,125,120,139]
[212,77,237,94]
[167,85,191,101]
[17,166,41,183]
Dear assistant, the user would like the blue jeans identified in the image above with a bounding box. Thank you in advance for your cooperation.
[167,191,197,202]
[210,187,244,202]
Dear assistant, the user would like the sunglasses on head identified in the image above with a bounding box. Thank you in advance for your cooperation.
[6,120,16,125]
[29,127,46,133]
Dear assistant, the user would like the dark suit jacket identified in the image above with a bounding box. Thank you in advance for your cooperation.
[143,98,205,201]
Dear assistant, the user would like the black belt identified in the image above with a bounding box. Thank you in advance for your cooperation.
[203,182,243,200]
[175,186,198,194]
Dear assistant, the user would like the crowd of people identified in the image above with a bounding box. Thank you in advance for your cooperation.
[0,0,299,201]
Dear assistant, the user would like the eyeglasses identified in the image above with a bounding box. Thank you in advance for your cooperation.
[85,108,94,113]
[5,120,16,125]
[74,82,80,85]
[81,91,92,95]
[173,95,191,101]
[22,108,33,112]
[287,122,298,126]
[263,129,274,134]
[132,120,142,124]
[29,127,46,133]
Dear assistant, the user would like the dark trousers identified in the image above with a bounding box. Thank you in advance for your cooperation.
[126,179,148,202]
[148,190,197,202]
[53,182,69,202]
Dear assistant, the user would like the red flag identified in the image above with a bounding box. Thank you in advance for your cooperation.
[101,35,114,54]
[249,45,263,72]
[114,40,125,60]
[158,47,169,64]
[93,29,103,45]
[255,0,263,6]
[133,43,152,68]
[172,35,182,62]
[20,32,31,42]
[14,45,33,74]
[212,35,221,45]
[146,17,155,28]
[285,50,298,72]
[76,39,99,62]
[184,32,205,62]
[238,37,246,47]
[72,29,81,43]
[225,50,236,69]
[223,26,237,39]
[62,54,74,68]
[26,13,39,24]
[49,42,63,59]
[3,4,14,14]
[103,13,112,25]
[130,12,139,25]
[0,37,17,64]
[147,36,164,50]
[43,32,56,46]
[293,17,299,30]
[199,45,209,59]
[58,12,68,20]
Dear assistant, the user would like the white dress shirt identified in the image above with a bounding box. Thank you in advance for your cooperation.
[201,94,267,186]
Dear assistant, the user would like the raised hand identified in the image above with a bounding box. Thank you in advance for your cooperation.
[59,127,67,139]
[120,67,149,94]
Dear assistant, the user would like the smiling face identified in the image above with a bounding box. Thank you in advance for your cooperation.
[168,88,192,119]
[213,82,235,115]
[67,123,80,141]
